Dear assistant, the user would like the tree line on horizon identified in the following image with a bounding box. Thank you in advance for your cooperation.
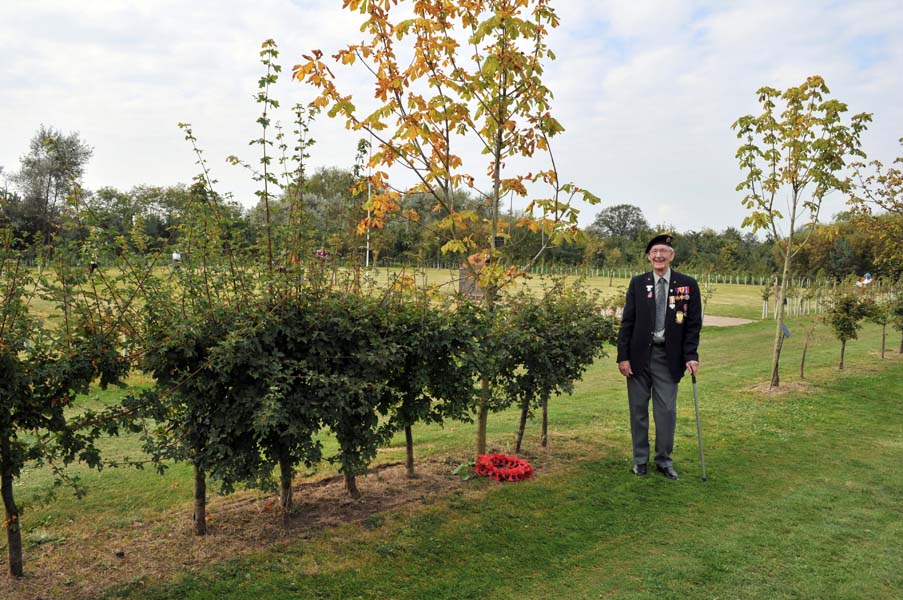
[2,125,898,281]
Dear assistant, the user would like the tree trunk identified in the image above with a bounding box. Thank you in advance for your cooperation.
[193,464,207,536]
[278,447,293,511]
[405,425,415,479]
[344,472,360,499]
[881,323,886,359]
[515,397,529,454]
[2,436,24,578]
[800,339,809,379]
[541,395,549,449]
[899,331,902,354]
[771,333,784,387]
[839,340,846,370]
[770,256,792,388]
[476,376,490,455]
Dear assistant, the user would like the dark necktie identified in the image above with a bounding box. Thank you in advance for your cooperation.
[655,277,666,334]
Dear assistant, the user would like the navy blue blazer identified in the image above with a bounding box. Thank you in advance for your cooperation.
[616,269,702,383]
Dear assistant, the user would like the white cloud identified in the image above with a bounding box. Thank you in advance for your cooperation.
[2,0,902,234]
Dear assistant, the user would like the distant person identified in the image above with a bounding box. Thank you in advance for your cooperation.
[616,233,702,480]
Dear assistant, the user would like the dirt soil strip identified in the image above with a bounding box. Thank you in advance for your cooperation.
[2,460,477,600]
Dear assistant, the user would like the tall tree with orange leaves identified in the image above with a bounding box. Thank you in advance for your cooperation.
[294,0,598,454]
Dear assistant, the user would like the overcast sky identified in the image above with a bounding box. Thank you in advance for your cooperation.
[2,0,902,233]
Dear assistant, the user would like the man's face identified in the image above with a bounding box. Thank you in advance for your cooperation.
[647,244,675,273]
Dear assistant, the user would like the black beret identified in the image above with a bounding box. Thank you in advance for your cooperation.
[645,233,674,254]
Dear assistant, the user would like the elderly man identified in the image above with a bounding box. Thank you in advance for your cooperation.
[616,234,701,479]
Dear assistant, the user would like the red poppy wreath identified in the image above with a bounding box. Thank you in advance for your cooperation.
[474,453,534,482]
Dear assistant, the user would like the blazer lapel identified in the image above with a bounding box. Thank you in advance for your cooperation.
[644,272,656,322]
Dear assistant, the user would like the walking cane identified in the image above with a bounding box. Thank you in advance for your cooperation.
[691,374,707,481]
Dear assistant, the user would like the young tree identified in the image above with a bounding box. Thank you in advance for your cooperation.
[506,281,617,452]
[851,137,903,216]
[825,288,870,370]
[133,170,264,533]
[140,306,263,535]
[133,111,264,532]
[761,280,773,319]
[862,296,891,359]
[799,317,819,379]
[889,293,903,354]
[1,233,129,576]
[850,137,903,277]
[701,270,715,323]
[215,310,324,511]
[294,0,598,454]
[733,75,871,387]
[384,295,479,478]
[304,293,402,498]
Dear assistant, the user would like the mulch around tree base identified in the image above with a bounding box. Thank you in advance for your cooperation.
[2,459,477,600]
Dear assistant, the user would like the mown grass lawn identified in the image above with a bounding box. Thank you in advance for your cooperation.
[3,280,902,599]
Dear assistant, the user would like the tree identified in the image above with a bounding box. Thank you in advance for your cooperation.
[587,203,650,239]
[11,125,93,244]
[852,137,903,216]
[135,176,262,534]
[862,296,891,359]
[1,232,130,577]
[215,309,324,511]
[88,184,196,253]
[0,167,14,231]
[732,75,871,387]
[889,293,903,354]
[83,187,136,238]
[384,296,479,478]
[294,0,598,455]
[850,138,903,277]
[799,317,820,378]
[304,293,402,498]
[790,219,875,280]
[139,306,263,535]
[507,282,617,452]
[825,288,870,370]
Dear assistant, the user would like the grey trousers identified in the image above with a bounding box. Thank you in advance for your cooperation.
[627,345,678,467]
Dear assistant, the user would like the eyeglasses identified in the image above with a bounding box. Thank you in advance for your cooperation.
[648,247,673,256]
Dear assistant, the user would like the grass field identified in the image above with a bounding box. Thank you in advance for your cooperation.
[3,273,902,599]
[374,267,768,320]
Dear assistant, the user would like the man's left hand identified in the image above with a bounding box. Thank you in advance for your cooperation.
[686,360,699,376]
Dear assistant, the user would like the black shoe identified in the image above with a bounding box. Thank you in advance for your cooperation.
[656,464,679,480]
[631,463,647,476]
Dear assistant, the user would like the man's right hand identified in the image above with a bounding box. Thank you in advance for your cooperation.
[618,360,633,377]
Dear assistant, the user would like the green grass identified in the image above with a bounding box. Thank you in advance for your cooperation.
[17,265,767,323]
[4,304,903,599]
[98,337,903,600]
[375,266,765,319]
